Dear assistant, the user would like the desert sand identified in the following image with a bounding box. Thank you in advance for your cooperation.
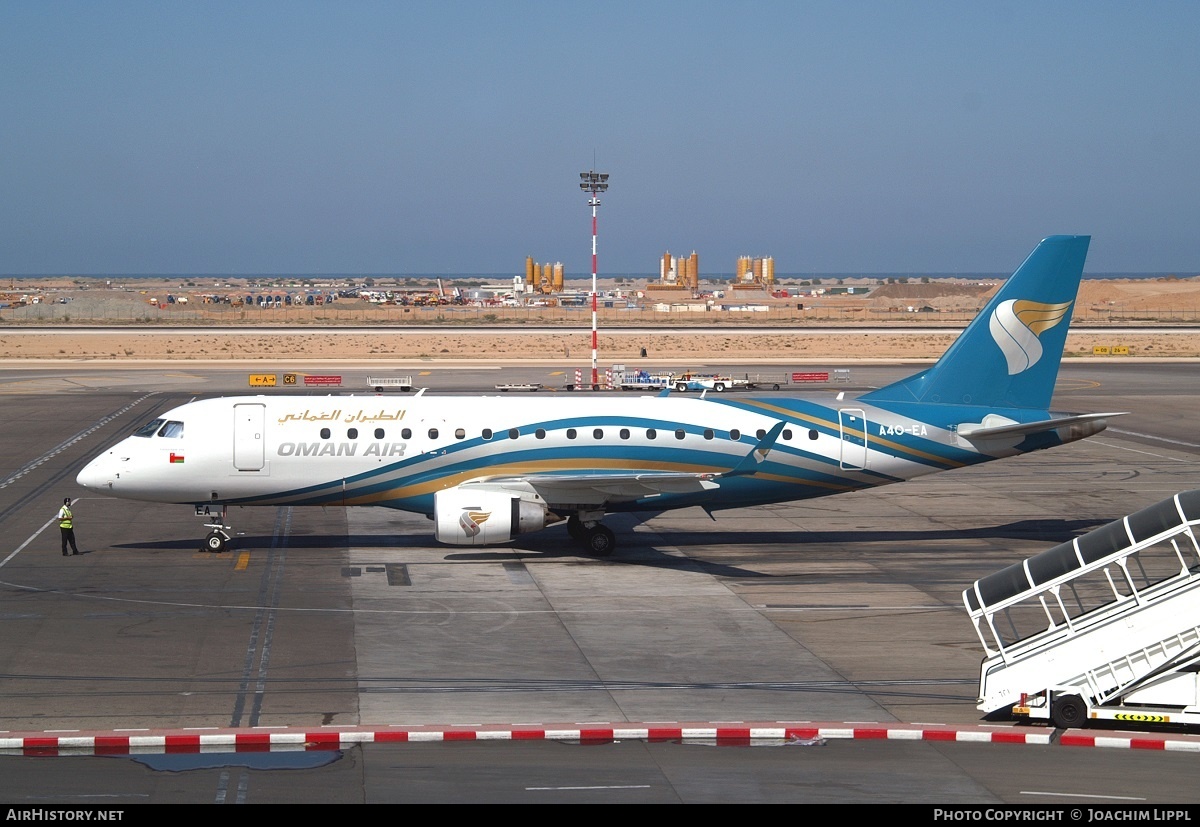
[3,276,1200,362]
[3,328,1200,364]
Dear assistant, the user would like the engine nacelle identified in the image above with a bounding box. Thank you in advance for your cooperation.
[433,486,548,546]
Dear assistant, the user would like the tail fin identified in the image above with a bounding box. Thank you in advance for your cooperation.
[860,235,1090,411]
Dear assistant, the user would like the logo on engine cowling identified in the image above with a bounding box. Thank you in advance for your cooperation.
[459,510,492,537]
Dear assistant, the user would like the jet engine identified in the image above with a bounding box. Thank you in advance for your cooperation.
[433,486,548,546]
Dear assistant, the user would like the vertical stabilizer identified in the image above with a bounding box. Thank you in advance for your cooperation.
[860,235,1090,411]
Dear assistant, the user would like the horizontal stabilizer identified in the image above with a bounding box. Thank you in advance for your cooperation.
[957,411,1127,440]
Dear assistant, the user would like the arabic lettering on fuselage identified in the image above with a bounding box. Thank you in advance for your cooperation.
[277,409,406,425]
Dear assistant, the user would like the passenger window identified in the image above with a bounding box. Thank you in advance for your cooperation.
[646,428,656,439]
[455,428,465,439]
[347,428,358,439]
[375,428,385,439]
[401,428,412,439]
[320,428,331,439]
[482,428,493,440]
[428,428,439,439]
[782,429,792,440]
[509,428,519,439]
[619,428,630,439]
[567,428,577,439]
[157,421,185,438]
[703,429,714,440]
[593,428,603,439]
[730,429,741,441]
[675,429,686,440]
[808,429,818,440]
[756,429,766,439]
[535,428,546,439]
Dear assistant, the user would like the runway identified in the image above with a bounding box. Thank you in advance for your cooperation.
[2,361,1199,803]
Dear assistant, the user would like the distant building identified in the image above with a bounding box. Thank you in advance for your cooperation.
[525,257,564,293]
[734,255,775,291]
[653,250,699,290]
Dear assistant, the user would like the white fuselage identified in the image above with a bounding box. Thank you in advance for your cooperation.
[75,391,1031,518]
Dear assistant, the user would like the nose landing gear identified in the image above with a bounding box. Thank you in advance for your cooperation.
[203,528,231,553]
[196,504,232,553]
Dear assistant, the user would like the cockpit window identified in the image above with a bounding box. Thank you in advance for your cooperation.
[157,421,184,438]
[134,419,166,438]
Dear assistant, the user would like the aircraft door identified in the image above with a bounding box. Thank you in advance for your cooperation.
[233,403,266,471]
[838,408,868,470]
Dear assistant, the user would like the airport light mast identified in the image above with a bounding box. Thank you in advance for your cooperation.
[579,169,609,390]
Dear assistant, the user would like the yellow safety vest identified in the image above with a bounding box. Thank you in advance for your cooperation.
[59,507,73,530]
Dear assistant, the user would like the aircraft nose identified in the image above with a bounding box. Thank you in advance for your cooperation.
[76,453,116,491]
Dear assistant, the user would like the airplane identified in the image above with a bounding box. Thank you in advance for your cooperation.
[76,235,1123,556]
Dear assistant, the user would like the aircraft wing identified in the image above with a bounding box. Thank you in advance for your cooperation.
[463,422,788,507]
[458,471,720,507]
[533,471,720,503]
[956,411,1127,440]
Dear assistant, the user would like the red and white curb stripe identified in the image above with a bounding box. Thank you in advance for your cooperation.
[1058,732,1200,751]
[2,722,1199,754]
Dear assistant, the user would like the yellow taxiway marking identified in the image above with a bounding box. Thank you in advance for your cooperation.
[235,552,251,570]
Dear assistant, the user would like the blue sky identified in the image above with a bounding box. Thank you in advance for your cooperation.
[2,1,1197,276]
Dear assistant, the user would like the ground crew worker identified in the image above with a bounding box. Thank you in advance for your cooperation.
[58,497,80,556]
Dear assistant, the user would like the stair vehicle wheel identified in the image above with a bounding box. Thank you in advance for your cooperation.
[585,525,616,557]
[675,382,687,392]
[1051,694,1087,729]
[713,382,726,392]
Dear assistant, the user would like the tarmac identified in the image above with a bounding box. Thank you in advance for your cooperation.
[1,360,1198,752]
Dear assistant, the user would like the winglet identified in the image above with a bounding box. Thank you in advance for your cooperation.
[723,421,786,477]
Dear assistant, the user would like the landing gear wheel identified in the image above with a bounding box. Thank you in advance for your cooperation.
[566,515,586,541]
[585,525,616,557]
[203,531,228,553]
[1051,694,1087,729]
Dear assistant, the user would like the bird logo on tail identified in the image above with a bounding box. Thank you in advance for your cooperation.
[988,299,1072,375]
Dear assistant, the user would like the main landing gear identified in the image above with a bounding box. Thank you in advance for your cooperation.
[566,513,616,557]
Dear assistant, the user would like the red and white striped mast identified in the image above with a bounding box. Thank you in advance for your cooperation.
[579,169,609,390]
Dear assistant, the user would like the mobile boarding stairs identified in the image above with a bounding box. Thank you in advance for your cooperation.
[964,489,1200,729]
